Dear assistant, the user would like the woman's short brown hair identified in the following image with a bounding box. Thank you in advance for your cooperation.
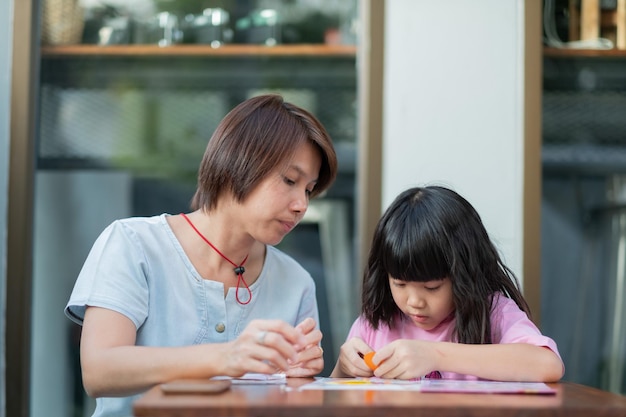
[191,94,338,211]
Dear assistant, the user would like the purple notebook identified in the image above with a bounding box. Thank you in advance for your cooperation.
[420,379,557,395]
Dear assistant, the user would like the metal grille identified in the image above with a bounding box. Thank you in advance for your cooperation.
[543,91,626,146]
[542,57,626,174]
[38,85,356,175]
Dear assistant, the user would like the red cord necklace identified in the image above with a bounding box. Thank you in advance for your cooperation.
[180,213,252,305]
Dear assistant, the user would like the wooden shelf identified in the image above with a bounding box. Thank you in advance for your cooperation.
[544,46,626,58]
[40,44,357,58]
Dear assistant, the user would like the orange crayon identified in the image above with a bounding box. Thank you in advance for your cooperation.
[362,351,378,371]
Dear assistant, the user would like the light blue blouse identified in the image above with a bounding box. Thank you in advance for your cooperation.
[65,214,319,417]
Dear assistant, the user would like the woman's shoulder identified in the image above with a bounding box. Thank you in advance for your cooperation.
[105,214,171,235]
[264,246,313,282]
[93,214,175,252]
[266,245,306,267]
[113,213,169,227]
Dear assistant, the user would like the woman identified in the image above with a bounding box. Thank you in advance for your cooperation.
[65,94,337,416]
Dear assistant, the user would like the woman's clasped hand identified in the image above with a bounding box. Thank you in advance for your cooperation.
[221,318,324,377]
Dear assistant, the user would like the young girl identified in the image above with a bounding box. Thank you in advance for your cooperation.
[66,94,336,417]
[331,185,564,382]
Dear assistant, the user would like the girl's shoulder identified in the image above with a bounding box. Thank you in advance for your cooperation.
[489,292,539,335]
[491,292,525,314]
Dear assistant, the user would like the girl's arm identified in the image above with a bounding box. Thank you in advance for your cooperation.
[373,340,564,382]
[80,306,306,397]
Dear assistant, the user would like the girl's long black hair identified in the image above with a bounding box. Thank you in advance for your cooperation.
[361,186,530,344]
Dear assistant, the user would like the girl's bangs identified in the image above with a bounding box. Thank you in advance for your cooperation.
[381,221,450,282]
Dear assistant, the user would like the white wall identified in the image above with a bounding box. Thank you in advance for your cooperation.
[382,0,525,280]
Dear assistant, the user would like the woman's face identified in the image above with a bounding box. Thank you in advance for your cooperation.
[233,141,322,246]
[388,276,455,331]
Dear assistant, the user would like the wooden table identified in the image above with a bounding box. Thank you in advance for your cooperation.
[133,378,626,417]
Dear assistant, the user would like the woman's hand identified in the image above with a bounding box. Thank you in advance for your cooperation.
[285,317,324,377]
[330,337,376,378]
[218,319,307,377]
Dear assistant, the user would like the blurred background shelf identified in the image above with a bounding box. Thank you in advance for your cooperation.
[41,44,357,57]
[541,30,626,394]
[544,46,626,57]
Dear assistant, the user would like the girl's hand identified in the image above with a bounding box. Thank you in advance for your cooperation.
[374,340,564,382]
[373,339,437,380]
[219,319,306,377]
[330,337,376,377]
[285,317,324,377]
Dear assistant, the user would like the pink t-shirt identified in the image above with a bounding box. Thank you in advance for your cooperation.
[346,293,562,380]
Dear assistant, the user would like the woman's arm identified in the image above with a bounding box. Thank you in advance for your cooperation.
[373,340,564,382]
[80,306,306,397]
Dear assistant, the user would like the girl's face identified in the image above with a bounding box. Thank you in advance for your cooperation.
[232,140,322,246]
[388,276,455,331]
